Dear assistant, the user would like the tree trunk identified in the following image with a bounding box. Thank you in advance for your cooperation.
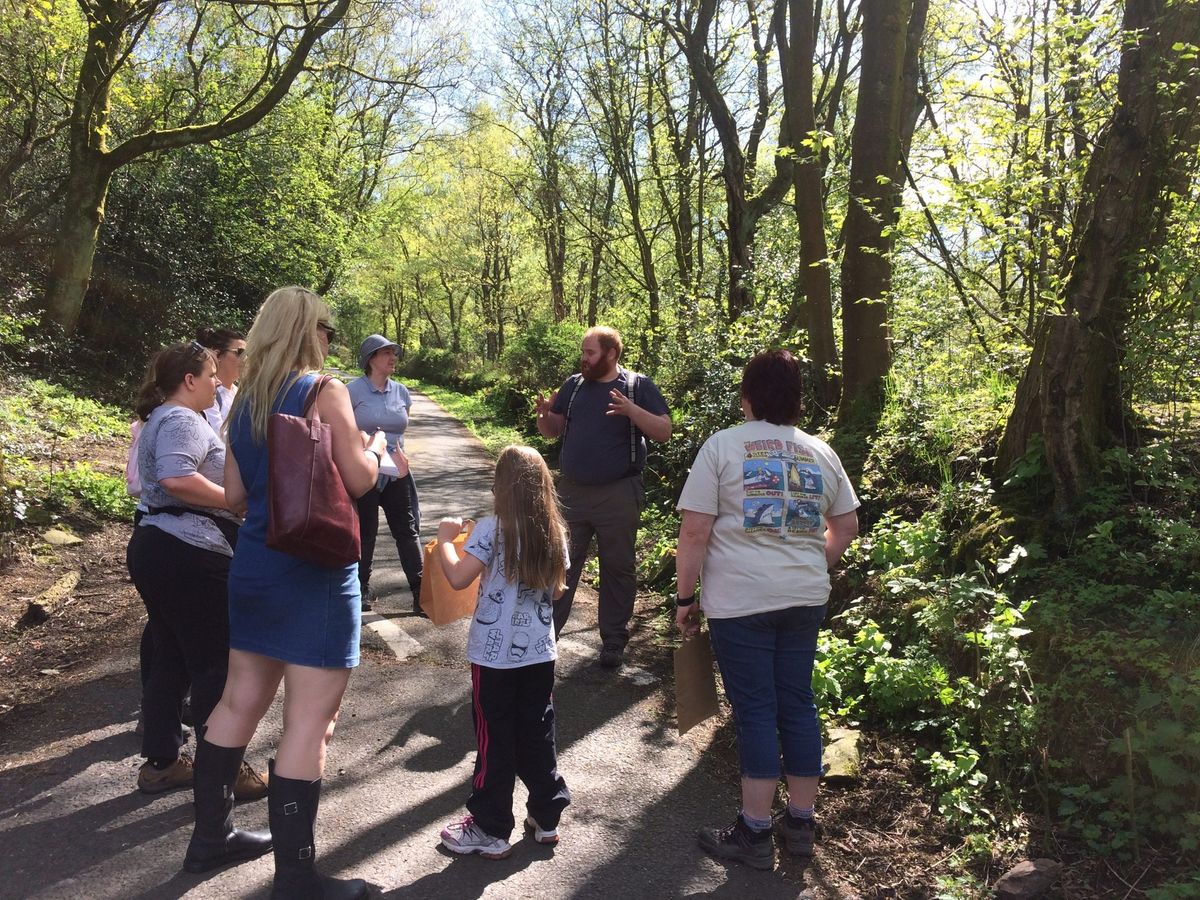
[780,0,839,414]
[41,0,122,333]
[39,0,351,334]
[673,0,791,323]
[542,155,568,322]
[996,0,1200,508]
[43,157,113,332]
[837,0,923,428]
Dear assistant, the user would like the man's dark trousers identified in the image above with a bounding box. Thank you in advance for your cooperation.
[552,474,643,651]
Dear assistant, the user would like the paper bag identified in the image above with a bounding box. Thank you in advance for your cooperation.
[421,527,480,626]
[674,631,721,734]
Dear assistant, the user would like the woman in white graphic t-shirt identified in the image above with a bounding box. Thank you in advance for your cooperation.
[675,349,860,869]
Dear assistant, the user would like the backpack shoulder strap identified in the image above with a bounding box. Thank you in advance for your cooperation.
[561,374,585,443]
[621,367,640,466]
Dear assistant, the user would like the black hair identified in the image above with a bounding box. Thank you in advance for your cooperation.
[195,325,245,353]
[740,350,804,425]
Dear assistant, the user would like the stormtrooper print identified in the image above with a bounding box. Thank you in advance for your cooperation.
[508,631,530,662]
[535,592,553,627]
[475,589,505,625]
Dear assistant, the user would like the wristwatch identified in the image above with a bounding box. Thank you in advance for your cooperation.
[676,593,696,607]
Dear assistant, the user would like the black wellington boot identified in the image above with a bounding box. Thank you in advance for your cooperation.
[268,760,366,900]
[183,727,273,873]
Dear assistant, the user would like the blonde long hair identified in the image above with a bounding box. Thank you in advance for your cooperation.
[493,445,568,592]
[228,286,329,444]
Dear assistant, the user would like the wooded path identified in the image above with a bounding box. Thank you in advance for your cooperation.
[0,394,842,898]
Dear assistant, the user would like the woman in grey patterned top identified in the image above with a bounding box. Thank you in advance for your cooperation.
[125,342,268,813]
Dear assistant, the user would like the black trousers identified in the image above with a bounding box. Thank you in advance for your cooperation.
[356,473,423,602]
[126,525,230,760]
[129,509,157,693]
[466,661,570,841]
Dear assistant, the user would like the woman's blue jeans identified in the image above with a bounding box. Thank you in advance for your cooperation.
[708,604,826,779]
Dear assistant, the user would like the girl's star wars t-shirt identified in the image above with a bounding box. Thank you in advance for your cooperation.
[463,516,568,669]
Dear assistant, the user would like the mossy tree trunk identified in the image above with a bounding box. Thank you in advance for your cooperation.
[996,0,1200,509]
[778,0,840,415]
[40,0,352,336]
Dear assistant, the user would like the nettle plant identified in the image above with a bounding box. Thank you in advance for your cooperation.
[819,493,1041,834]
[1008,438,1200,854]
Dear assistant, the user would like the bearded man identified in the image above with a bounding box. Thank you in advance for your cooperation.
[534,326,672,669]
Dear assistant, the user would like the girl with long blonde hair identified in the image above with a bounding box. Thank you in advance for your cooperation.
[435,445,572,859]
[185,286,386,899]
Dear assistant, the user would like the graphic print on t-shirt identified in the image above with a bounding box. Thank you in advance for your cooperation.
[787,461,823,494]
[464,516,561,669]
[742,438,824,537]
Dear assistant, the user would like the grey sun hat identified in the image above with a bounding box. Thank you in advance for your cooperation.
[359,334,399,372]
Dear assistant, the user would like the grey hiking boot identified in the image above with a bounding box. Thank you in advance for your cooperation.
[697,814,775,870]
[598,646,624,670]
[775,810,818,856]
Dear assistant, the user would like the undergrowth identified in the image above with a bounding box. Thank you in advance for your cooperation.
[0,377,136,539]
[395,315,1200,888]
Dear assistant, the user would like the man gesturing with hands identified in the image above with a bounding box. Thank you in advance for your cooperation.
[535,326,672,670]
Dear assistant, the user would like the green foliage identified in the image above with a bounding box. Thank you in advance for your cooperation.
[500,318,586,396]
[403,349,468,386]
[0,379,127,441]
[1145,873,1200,900]
[41,464,136,520]
[1,377,134,526]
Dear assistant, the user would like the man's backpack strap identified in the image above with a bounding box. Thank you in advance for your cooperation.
[561,374,586,445]
[622,367,640,466]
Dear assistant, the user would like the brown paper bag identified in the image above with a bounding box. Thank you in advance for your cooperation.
[674,631,721,735]
[421,527,480,626]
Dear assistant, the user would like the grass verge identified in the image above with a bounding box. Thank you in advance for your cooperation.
[406,379,531,457]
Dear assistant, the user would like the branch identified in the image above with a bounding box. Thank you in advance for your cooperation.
[105,0,351,170]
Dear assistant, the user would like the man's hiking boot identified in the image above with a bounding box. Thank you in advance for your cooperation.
[138,753,194,794]
[697,814,775,870]
[774,810,818,856]
[598,646,623,670]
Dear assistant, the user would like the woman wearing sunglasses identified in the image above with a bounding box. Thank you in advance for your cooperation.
[195,326,246,433]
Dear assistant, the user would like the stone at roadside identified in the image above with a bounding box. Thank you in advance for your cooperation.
[823,727,862,782]
[17,570,81,629]
[43,528,83,546]
[994,859,1063,898]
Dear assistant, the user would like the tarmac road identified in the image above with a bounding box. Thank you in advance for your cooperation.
[0,393,835,899]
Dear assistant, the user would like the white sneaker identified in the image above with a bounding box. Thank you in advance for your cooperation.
[524,815,559,845]
[440,816,513,859]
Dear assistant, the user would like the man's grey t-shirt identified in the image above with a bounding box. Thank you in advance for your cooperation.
[138,404,237,557]
[550,369,669,485]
